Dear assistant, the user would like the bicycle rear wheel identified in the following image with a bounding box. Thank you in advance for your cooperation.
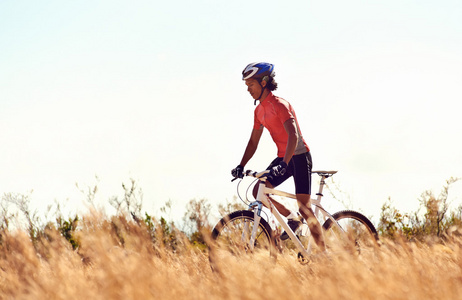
[211,210,275,257]
[322,210,379,253]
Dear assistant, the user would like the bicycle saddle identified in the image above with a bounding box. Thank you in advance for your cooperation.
[313,170,338,175]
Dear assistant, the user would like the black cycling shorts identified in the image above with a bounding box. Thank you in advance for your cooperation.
[266,152,313,195]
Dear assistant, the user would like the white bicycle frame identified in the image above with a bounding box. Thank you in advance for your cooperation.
[245,170,343,257]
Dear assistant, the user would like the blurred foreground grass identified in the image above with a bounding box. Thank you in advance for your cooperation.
[1,212,462,300]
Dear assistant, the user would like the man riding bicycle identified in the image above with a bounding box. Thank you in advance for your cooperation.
[231,62,326,251]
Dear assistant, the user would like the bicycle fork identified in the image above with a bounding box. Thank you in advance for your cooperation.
[242,200,262,251]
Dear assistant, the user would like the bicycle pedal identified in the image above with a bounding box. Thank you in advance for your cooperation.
[297,252,310,265]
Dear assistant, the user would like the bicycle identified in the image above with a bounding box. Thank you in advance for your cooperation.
[211,169,379,261]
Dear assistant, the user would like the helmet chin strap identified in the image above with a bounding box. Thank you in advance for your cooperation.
[254,82,267,105]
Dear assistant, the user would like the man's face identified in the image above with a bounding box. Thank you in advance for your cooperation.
[245,78,262,100]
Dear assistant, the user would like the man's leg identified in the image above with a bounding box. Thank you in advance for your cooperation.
[253,181,301,240]
[252,181,291,217]
[296,194,326,251]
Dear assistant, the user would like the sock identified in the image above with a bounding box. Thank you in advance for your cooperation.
[286,211,299,220]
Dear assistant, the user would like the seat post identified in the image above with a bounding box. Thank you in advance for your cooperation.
[312,175,326,219]
[315,175,327,201]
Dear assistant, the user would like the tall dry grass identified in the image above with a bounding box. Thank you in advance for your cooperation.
[1,212,462,300]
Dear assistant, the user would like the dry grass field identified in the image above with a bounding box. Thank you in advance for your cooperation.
[1,212,462,300]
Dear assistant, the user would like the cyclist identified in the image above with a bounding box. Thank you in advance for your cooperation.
[231,62,326,251]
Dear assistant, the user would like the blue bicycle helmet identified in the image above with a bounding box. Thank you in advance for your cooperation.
[242,62,275,81]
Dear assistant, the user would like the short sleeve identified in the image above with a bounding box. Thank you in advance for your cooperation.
[275,101,294,124]
[253,106,263,130]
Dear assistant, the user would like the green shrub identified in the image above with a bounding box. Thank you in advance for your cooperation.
[378,177,461,241]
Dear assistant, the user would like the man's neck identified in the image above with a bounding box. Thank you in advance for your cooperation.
[258,90,271,103]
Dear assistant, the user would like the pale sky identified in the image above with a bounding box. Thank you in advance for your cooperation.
[1,0,461,226]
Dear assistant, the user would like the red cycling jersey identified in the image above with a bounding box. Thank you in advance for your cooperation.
[253,92,310,158]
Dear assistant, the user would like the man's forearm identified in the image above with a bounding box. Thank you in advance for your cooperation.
[282,119,299,164]
[240,142,257,167]
[283,133,298,164]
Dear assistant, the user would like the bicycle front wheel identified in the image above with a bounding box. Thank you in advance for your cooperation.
[211,210,275,257]
[322,210,379,252]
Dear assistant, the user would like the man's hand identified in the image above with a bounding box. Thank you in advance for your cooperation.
[231,165,244,179]
[270,161,287,177]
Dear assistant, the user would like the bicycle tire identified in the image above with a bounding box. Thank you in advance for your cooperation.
[322,210,379,252]
[211,210,275,257]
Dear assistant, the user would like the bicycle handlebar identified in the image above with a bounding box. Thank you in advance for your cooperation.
[244,170,270,178]
[231,169,338,182]
[231,170,271,182]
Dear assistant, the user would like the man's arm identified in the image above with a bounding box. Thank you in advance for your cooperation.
[239,126,264,167]
[282,118,299,165]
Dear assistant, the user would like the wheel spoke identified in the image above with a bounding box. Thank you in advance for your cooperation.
[322,210,379,253]
[212,210,274,257]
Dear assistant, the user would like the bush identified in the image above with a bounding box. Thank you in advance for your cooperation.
[378,177,461,241]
